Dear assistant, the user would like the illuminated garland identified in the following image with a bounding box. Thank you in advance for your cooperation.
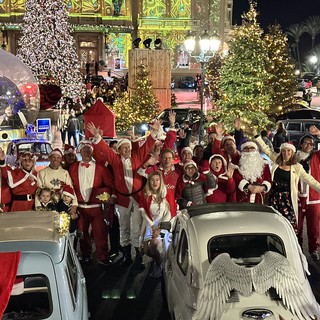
[58,211,71,236]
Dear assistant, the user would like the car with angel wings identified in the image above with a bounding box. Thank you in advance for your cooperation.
[162,203,320,320]
[0,211,89,320]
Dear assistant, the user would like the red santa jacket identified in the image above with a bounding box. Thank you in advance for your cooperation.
[233,163,272,204]
[211,139,241,165]
[0,164,37,211]
[69,161,113,205]
[92,135,155,207]
[0,174,12,212]
[206,171,235,203]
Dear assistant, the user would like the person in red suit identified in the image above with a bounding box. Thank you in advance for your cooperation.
[206,154,235,203]
[69,140,115,266]
[296,133,320,261]
[87,120,161,267]
[0,150,37,211]
[233,141,271,204]
[0,167,11,212]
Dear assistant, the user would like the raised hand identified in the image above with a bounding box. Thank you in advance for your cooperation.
[87,122,102,137]
[149,119,161,132]
[178,129,186,139]
[234,118,242,130]
[309,125,320,136]
[168,110,176,127]
[215,123,224,138]
[226,164,235,178]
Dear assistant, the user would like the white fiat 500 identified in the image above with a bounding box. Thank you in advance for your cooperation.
[0,211,89,320]
[162,203,320,320]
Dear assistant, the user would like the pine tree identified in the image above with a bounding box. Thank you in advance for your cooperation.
[216,2,272,131]
[111,64,160,132]
[129,64,160,124]
[17,0,83,100]
[206,53,223,104]
[264,24,297,116]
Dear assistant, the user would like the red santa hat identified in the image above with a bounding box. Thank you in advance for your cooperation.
[280,142,296,153]
[62,185,76,199]
[49,148,63,157]
[181,147,193,155]
[184,160,198,170]
[78,140,93,152]
[64,144,76,155]
[209,154,227,170]
[240,141,258,151]
[117,138,132,150]
[220,134,235,148]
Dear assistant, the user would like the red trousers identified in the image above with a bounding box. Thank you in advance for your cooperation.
[78,206,108,261]
[298,197,320,253]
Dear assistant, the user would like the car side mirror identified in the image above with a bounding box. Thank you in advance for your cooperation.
[159,221,171,231]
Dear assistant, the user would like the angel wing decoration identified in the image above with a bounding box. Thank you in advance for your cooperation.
[195,251,320,320]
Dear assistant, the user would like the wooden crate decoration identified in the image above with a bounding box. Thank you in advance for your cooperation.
[128,49,171,109]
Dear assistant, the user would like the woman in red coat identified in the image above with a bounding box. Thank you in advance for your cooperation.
[206,154,235,203]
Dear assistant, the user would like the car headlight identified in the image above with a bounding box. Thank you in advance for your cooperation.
[140,124,148,131]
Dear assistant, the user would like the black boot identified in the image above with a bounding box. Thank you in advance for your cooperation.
[120,244,133,267]
[133,247,144,271]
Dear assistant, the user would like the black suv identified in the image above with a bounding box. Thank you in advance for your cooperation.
[271,119,320,150]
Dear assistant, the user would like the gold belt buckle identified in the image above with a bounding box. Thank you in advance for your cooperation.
[27,194,32,201]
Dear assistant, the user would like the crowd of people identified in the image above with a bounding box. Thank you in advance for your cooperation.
[1,113,320,279]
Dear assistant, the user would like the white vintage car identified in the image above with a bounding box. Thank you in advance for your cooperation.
[0,211,89,320]
[162,203,320,320]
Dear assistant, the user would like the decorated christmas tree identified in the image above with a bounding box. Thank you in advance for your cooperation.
[17,0,83,101]
[216,2,272,131]
[111,64,159,132]
[264,24,297,116]
[206,53,224,105]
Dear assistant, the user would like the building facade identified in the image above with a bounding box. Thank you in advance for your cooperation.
[0,0,233,72]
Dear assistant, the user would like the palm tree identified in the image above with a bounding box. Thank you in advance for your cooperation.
[303,16,320,49]
[286,23,306,74]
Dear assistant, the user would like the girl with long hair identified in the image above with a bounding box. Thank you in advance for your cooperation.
[139,171,171,277]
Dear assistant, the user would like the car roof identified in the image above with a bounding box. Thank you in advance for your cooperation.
[0,211,66,263]
[185,203,292,241]
[10,138,51,145]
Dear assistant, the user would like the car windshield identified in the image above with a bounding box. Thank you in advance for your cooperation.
[18,143,52,155]
[158,110,189,123]
[208,234,285,265]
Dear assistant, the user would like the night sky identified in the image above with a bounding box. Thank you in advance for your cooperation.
[233,0,320,30]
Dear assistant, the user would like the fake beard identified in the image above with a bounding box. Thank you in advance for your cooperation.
[239,151,265,183]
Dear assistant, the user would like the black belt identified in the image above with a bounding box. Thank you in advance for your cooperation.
[12,194,35,201]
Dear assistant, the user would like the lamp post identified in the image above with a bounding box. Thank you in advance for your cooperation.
[184,30,220,143]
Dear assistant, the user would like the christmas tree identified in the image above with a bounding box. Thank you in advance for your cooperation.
[206,53,224,105]
[264,25,297,116]
[111,64,160,132]
[216,2,272,131]
[17,0,83,100]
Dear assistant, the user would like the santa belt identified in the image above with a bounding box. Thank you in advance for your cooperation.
[12,194,35,201]
[115,185,144,197]
[78,202,101,208]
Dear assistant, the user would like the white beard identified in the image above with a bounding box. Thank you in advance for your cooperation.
[239,151,265,183]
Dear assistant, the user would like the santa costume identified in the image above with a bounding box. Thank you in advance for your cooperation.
[233,141,271,204]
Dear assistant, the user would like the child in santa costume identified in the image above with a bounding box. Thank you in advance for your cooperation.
[140,171,171,278]
[35,187,56,211]
[206,154,235,203]
[175,161,216,209]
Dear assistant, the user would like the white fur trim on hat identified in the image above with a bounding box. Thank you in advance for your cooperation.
[240,141,258,151]
[117,138,132,150]
[209,154,227,169]
[221,135,235,147]
[184,160,198,170]
[181,147,193,155]
[49,148,63,157]
[78,140,93,152]
[280,142,296,153]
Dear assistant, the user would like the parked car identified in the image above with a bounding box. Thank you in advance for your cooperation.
[5,138,52,170]
[1,211,89,319]
[162,203,320,320]
[178,76,195,89]
[270,119,320,150]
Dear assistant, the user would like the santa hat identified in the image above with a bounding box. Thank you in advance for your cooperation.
[209,154,227,170]
[181,147,193,155]
[240,141,258,151]
[184,160,198,170]
[220,135,235,148]
[64,144,76,155]
[117,138,132,150]
[280,142,296,153]
[78,140,93,152]
[62,185,76,199]
[49,148,63,157]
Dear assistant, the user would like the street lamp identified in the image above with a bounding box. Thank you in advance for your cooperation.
[184,30,220,143]
[310,55,318,76]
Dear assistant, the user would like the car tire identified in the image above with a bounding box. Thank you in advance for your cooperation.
[160,270,168,308]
